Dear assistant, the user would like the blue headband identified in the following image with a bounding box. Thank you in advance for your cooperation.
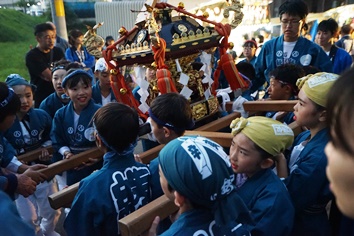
[62,69,94,88]
[0,88,15,108]
[93,122,137,155]
[239,72,253,88]
[158,136,252,226]
[148,108,194,132]
[52,65,66,74]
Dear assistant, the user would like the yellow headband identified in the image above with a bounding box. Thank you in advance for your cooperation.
[230,116,294,156]
[296,72,338,107]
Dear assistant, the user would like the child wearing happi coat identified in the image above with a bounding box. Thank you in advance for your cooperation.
[275,72,338,235]
[64,103,152,236]
[50,69,102,187]
[39,60,72,118]
[325,68,354,235]
[229,116,295,235]
[148,136,252,236]
[5,74,61,236]
[92,58,117,106]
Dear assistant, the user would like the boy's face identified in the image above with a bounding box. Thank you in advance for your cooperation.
[229,133,265,178]
[13,85,33,114]
[150,118,167,144]
[52,69,66,96]
[316,30,332,47]
[293,89,323,128]
[96,71,112,89]
[0,114,16,132]
[37,30,56,51]
[159,165,175,201]
[65,80,92,111]
[325,141,354,219]
[268,77,290,100]
[281,13,303,42]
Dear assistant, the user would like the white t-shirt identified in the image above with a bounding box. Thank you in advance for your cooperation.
[283,41,297,63]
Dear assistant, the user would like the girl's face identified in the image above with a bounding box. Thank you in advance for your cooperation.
[52,69,67,96]
[12,85,33,114]
[229,133,264,177]
[293,89,322,128]
[65,80,92,112]
[325,141,354,219]
[75,35,84,45]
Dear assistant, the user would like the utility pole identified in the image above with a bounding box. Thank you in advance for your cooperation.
[50,0,68,40]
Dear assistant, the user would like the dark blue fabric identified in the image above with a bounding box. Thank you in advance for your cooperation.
[254,36,333,92]
[64,151,152,236]
[0,190,35,235]
[285,128,333,236]
[160,209,250,236]
[236,169,294,235]
[51,99,102,185]
[39,92,68,118]
[5,108,52,155]
[91,80,117,105]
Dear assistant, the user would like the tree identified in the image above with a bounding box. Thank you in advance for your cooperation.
[16,0,37,14]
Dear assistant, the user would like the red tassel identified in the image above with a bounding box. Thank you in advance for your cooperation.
[110,71,148,120]
[156,69,178,94]
[220,54,250,90]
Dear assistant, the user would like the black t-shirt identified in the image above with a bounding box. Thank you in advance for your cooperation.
[25,46,64,106]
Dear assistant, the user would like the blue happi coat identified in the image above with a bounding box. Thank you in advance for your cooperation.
[0,133,17,195]
[236,169,294,235]
[160,209,250,236]
[284,128,333,236]
[91,80,116,105]
[64,151,152,236]
[0,190,35,236]
[5,108,52,156]
[39,92,68,118]
[51,99,102,185]
[254,36,333,92]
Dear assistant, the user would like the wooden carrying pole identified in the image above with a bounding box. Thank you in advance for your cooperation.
[48,112,240,210]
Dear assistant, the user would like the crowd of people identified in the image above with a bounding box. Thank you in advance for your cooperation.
[1,0,354,235]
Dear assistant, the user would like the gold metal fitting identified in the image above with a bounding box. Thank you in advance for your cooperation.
[119,27,127,36]
[120,88,127,94]
[203,12,209,18]
[110,69,118,75]
[178,2,185,8]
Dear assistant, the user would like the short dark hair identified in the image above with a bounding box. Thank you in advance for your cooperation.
[327,67,354,156]
[340,24,353,35]
[64,69,92,89]
[150,93,193,136]
[279,0,308,20]
[93,103,139,152]
[269,64,305,95]
[236,62,255,81]
[34,23,54,36]
[0,82,20,123]
[318,18,338,36]
[257,35,264,43]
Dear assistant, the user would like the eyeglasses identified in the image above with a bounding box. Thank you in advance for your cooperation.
[280,19,302,26]
[243,46,256,50]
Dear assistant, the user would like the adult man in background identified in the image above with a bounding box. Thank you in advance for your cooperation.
[26,23,64,107]
[253,0,332,93]
[47,21,69,54]
[335,24,353,53]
